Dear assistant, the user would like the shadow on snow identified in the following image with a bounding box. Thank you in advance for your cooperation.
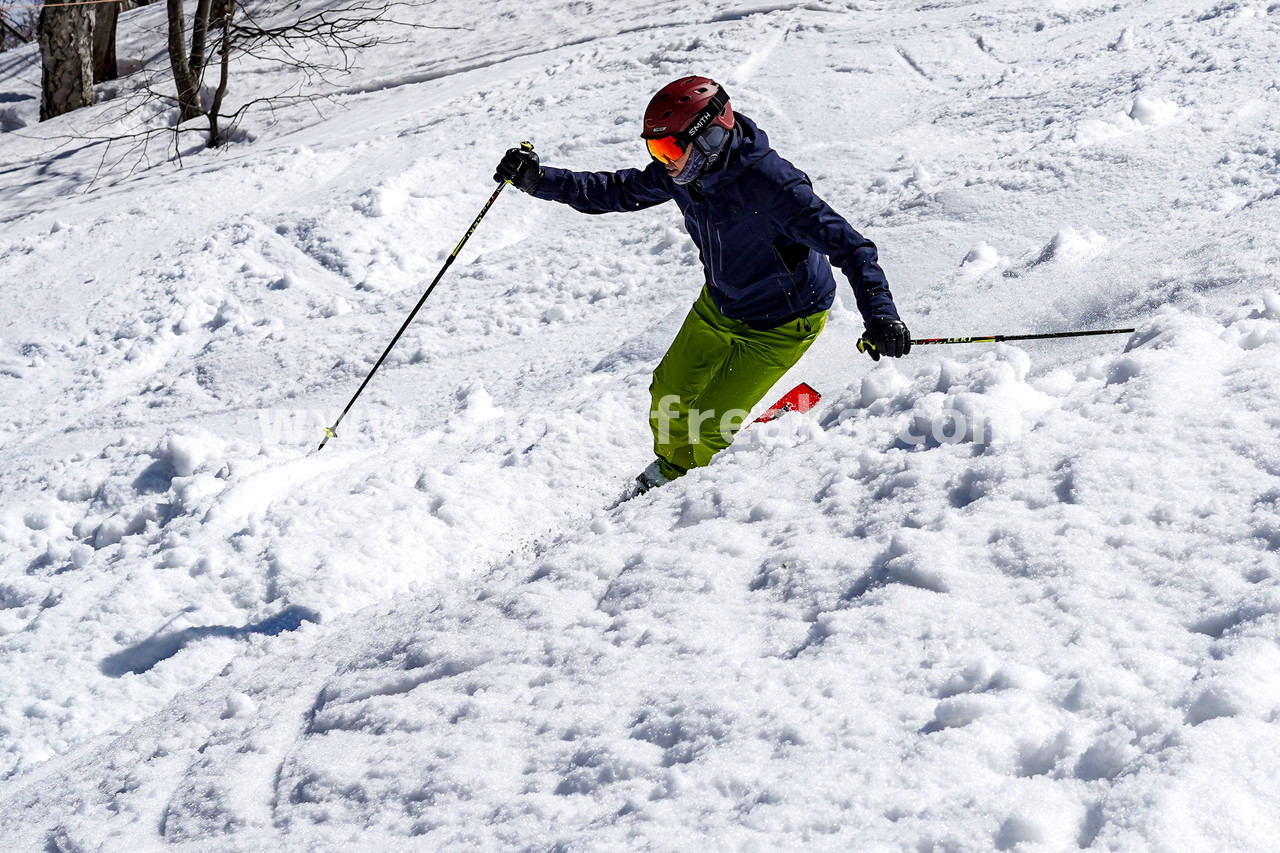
[100,604,320,677]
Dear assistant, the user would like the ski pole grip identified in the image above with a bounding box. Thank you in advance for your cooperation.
[500,141,537,188]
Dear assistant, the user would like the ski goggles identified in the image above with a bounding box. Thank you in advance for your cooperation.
[645,135,686,165]
[643,88,731,165]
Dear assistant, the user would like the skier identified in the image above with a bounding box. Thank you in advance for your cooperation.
[495,76,910,496]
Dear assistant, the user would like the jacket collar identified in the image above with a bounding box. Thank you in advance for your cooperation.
[695,113,770,191]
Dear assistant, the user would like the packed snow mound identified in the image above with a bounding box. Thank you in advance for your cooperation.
[3,0,1280,849]
[4,299,1279,850]
[1128,94,1180,126]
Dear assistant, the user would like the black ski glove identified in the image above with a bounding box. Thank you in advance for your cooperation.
[858,316,912,361]
[494,146,543,194]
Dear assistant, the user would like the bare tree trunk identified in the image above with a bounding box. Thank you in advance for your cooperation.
[207,0,233,147]
[38,1,95,121]
[166,0,202,121]
[92,3,120,83]
[189,0,213,80]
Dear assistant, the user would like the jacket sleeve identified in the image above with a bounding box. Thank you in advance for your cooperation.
[770,176,900,323]
[532,162,674,214]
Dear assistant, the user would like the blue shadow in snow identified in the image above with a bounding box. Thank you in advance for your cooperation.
[100,605,320,677]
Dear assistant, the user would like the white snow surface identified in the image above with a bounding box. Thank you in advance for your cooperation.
[2,0,1279,849]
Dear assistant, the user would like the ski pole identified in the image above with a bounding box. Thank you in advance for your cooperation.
[316,142,534,452]
[858,326,1135,358]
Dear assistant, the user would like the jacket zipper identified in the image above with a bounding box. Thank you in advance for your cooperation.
[704,210,718,291]
[712,220,722,288]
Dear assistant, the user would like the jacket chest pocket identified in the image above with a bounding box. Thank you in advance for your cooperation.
[710,208,792,278]
[710,206,767,244]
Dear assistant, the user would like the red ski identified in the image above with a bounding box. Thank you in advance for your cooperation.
[613,382,824,506]
[753,382,822,423]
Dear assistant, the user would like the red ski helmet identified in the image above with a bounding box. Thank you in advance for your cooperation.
[642,77,734,163]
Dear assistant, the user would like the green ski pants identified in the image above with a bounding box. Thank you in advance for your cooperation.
[649,286,826,480]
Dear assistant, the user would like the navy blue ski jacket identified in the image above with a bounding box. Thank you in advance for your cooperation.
[532,114,899,330]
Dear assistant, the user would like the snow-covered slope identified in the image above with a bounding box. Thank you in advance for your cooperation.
[1,0,1278,849]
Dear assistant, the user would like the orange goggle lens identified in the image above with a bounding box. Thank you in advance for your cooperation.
[646,135,685,165]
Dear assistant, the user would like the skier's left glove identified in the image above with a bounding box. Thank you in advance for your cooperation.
[494,146,543,194]
[858,316,912,361]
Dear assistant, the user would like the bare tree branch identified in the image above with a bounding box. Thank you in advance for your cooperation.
[24,0,467,170]
[1,9,36,47]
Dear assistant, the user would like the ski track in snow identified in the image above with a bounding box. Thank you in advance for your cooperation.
[2,0,1280,849]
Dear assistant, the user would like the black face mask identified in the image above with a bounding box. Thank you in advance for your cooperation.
[672,125,732,185]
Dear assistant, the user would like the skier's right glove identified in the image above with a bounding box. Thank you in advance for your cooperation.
[857,316,912,361]
[495,146,543,194]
